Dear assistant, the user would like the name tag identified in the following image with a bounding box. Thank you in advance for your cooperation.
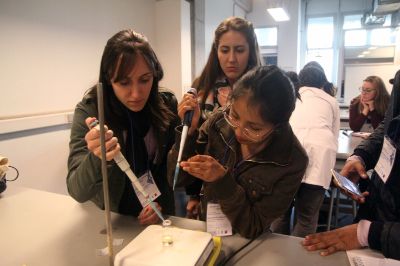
[133,171,161,207]
[374,136,397,183]
[206,203,232,236]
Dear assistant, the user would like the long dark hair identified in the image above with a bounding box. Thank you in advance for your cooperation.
[298,66,335,96]
[194,17,262,104]
[87,29,176,133]
[302,61,336,96]
[231,65,296,125]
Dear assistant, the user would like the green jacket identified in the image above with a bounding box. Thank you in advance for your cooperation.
[168,110,308,238]
[67,89,178,215]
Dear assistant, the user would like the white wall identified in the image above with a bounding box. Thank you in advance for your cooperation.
[204,0,236,58]
[193,0,206,78]
[155,0,192,98]
[0,0,156,118]
[0,0,194,195]
[344,64,398,105]
[1,128,71,194]
[0,0,157,195]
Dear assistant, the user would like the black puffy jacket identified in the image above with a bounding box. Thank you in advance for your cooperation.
[354,69,400,260]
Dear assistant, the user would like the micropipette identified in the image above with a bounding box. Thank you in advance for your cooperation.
[90,120,165,222]
[172,88,197,190]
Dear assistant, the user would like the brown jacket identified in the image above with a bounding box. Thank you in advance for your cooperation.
[168,110,308,238]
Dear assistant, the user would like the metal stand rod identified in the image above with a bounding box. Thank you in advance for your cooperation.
[97,82,114,265]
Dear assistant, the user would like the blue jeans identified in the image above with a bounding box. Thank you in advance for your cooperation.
[270,183,325,237]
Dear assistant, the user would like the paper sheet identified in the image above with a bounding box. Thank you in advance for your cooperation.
[347,249,400,266]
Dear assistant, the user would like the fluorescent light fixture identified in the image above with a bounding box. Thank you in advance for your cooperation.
[362,51,370,54]
[267,8,290,22]
[357,54,365,58]
[368,46,377,50]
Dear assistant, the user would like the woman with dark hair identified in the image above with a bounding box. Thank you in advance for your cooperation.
[169,65,308,238]
[184,16,262,217]
[349,75,390,132]
[67,29,179,225]
[302,61,336,96]
[271,65,340,237]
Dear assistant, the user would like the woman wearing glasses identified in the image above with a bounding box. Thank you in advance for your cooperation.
[349,76,390,132]
[168,65,308,238]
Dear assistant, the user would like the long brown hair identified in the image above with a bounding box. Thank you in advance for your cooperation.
[193,17,262,104]
[358,75,390,116]
[87,29,177,134]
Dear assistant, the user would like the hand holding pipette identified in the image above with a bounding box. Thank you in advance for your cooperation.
[85,117,165,223]
[173,88,199,190]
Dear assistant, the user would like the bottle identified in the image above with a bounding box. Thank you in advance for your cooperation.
[161,219,173,247]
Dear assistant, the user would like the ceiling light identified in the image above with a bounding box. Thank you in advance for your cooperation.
[368,46,377,50]
[362,51,370,54]
[267,8,290,22]
[357,54,365,58]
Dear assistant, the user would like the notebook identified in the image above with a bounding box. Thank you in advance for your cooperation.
[114,225,214,266]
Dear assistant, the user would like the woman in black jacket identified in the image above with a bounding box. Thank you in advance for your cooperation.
[303,69,400,260]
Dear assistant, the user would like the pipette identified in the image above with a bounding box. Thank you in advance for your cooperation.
[90,120,165,222]
[172,88,197,190]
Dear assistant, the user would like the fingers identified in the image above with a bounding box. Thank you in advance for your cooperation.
[355,163,368,179]
[180,155,227,182]
[84,117,119,161]
[303,225,359,256]
[178,93,197,120]
[178,93,200,134]
[85,117,97,128]
[353,191,368,204]
[180,155,212,176]
[340,161,356,177]
[320,246,339,256]
[302,233,339,255]
[340,160,367,183]
[138,203,162,225]
[186,199,200,219]
[86,134,119,160]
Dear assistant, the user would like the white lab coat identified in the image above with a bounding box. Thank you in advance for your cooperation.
[290,86,340,189]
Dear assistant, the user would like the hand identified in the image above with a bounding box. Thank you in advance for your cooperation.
[177,92,200,135]
[180,155,227,182]
[138,202,162,225]
[360,99,370,116]
[340,159,368,184]
[340,160,369,203]
[302,223,362,256]
[186,198,200,219]
[216,86,231,107]
[84,117,120,161]
[366,100,375,112]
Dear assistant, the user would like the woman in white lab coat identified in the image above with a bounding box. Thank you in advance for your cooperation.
[271,65,340,237]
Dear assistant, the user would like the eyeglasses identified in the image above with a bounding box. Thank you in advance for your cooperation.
[223,106,273,142]
[359,87,376,94]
